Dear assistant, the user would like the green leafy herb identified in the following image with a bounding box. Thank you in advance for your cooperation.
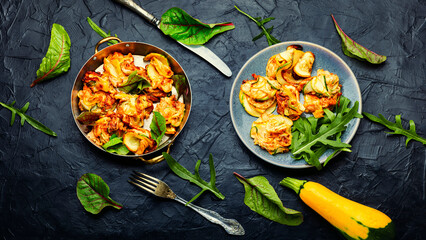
[234,5,280,46]
[233,172,303,226]
[31,23,71,87]
[0,101,57,137]
[150,111,166,146]
[172,74,188,98]
[290,96,362,169]
[102,134,130,155]
[87,17,118,45]
[162,153,225,204]
[76,111,101,125]
[117,71,151,93]
[159,7,235,45]
[76,173,123,214]
[363,112,426,146]
[331,14,386,64]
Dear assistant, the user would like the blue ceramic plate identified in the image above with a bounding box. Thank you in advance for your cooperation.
[230,41,362,168]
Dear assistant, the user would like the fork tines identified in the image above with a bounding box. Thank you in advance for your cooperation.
[129,171,160,195]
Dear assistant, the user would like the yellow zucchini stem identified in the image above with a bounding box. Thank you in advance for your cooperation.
[280,177,307,195]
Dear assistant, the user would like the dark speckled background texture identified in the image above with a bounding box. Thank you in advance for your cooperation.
[1,0,425,239]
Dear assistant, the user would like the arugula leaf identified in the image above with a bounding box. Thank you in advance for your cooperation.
[159,7,235,45]
[0,101,57,137]
[234,172,303,226]
[331,14,386,64]
[150,111,166,146]
[117,71,151,93]
[102,134,130,155]
[31,23,71,87]
[290,97,361,169]
[363,112,426,146]
[76,173,123,214]
[162,153,225,204]
[234,5,280,46]
[87,17,118,45]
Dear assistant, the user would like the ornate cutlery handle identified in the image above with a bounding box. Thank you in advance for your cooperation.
[174,195,245,235]
[112,0,160,26]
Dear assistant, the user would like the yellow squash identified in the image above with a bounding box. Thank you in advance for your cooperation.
[280,177,395,240]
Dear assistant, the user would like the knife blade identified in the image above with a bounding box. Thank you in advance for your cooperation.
[112,0,232,77]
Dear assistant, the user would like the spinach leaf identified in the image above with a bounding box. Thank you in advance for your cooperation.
[87,17,118,45]
[234,172,303,226]
[363,112,426,146]
[117,71,151,93]
[102,134,130,155]
[0,101,57,137]
[76,111,101,125]
[234,5,280,46]
[31,23,71,87]
[172,74,187,98]
[159,7,235,45]
[290,97,361,169]
[76,173,123,214]
[162,153,225,204]
[331,15,386,64]
[150,111,166,146]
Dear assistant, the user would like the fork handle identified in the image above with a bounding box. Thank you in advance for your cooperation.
[174,196,245,236]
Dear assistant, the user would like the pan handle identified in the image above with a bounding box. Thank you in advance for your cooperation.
[137,140,174,164]
[95,36,122,53]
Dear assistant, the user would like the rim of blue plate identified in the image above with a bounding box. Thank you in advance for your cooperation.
[229,41,362,168]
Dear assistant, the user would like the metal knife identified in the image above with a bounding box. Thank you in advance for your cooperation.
[112,0,232,77]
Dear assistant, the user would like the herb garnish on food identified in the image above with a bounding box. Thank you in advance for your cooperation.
[159,7,235,45]
[234,172,303,226]
[31,23,71,87]
[102,134,130,155]
[0,101,57,137]
[162,153,225,204]
[76,173,123,214]
[117,71,151,94]
[234,5,280,46]
[331,15,386,64]
[87,17,119,45]
[150,111,166,146]
[363,112,426,146]
[290,96,362,169]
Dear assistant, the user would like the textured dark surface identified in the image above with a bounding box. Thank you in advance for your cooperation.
[1,0,425,239]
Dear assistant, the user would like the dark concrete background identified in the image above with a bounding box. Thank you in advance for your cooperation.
[0,0,425,239]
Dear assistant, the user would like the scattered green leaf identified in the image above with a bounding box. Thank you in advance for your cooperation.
[162,153,225,204]
[0,101,57,137]
[87,17,118,45]
[290,96,362,169]
[363,112,426,146]
[102,134,130,155]
[150,111,166,146]
[117,71,151,93]
[234,5,280,46]
[76,111,101,125]
[172,74,188,98]
[159,7,235,45]
[31,23,71,87]
[234,172,303,226]
[331,14,386,64]
[76,173,123,214]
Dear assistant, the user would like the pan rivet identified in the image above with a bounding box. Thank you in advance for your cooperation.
[126,44,130,47]
[93,57,97,60]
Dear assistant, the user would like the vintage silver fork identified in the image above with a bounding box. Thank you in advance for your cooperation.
[129,171,245,235]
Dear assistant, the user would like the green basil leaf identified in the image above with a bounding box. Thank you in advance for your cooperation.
[162,153,225,204]
[118,71,151,93]
[159,7,235,45]
[31,23,71,87]
[363,112,426,146]
[76,173,123,214]
[331,15,386,64]
[150,111,166,146]
[0,101,57,136]
[234,173,303,226]
[86,17,118,45]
